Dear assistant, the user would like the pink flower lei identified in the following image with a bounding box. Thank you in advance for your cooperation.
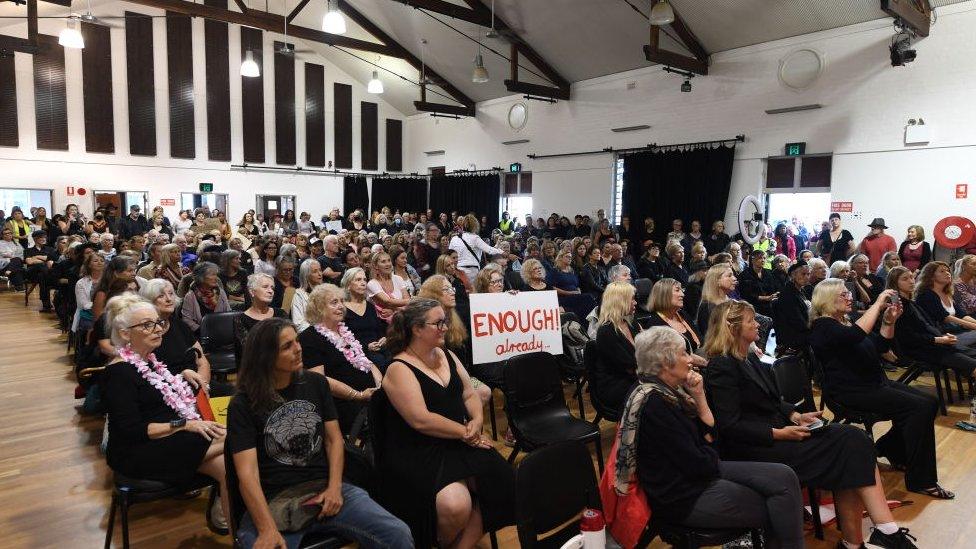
[314,322,373,373]
[118,345,201,420]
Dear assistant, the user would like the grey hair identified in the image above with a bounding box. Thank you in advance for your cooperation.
[607,264,630,281]
[105,293,156,348]
[298,258,320,291]
[247,272,274,292]
[219,249,240,272]
[771,254,790,269]
[848,253,869,266]
[340,267,366,297]
[807,258,827,270]
[279,243,298,259]
[138,278,180,307]
[634,326,688,377]
[192,261,219,281]
[829,260,850,278]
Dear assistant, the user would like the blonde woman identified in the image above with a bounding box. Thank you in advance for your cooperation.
[695,264,738,337]
[639,278,706,366]
[811,277,950,500]
[704,299,920,549]
[915,261,976,335]
[367,251,411,324]
[154,243,186,288]
[899,224,931,273]
[954,255,976,315]
[520,258,551,291]
[593,281,639,414]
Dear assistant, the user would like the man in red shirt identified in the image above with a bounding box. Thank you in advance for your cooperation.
[859,217,897,271]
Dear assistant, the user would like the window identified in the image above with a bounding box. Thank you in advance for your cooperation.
[0,188,53,218]
[764,153,833,192]
[181,193,229,214]
[502,172,533,223]
[612,158,624,225]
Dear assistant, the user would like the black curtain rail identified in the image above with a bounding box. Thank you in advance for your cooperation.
[438,168,503,176]
[230,164,400,178]
[527,135,745,160]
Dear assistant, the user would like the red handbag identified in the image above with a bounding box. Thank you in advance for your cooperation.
[598,431,652,549]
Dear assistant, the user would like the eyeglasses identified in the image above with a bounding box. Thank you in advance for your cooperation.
[126,319,169,333]
[839,291,853,300]
[425,319,449,330]
[442,286,456,295]
[489,277,504,285]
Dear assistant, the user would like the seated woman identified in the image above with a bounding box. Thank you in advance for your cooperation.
[769,254,790,296]
[140,278,211,386]
[74,252,105,334]
[771,262,812,357]
[626,327,803,549]
[367,251,412,324]
[877,251,902,281]
[270,256,298,313]
[218,249,249,310]
[299,283,382,435]
[252,240,278,277]
[379,298,515,548]
[695,264,738,338]
[636,242,664,282]
[101,293,228,529]
[640,278,707,370]
[233,273,288,366]
[227,317,411,549]
[850,253,883,310]
[804,258,828,300]
[340,267,388,368]
[155,243,187,290]
[704,299,920,549]
[182,261,231,334]
[291,259,323,333]
[738,249,778,317]
[580,245,609,301]
[520,258,551,292]
[811,277,949,499]
[436,252,471,322]
[915,261,976,338]
[93,256,140,320]
[593,281,639,415]
[954,254,976,314]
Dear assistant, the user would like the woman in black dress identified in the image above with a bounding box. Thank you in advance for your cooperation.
[703,299,920,549]
[819,213,854,264]
[640,278,708,369]
[233,273,288,366]
[580,245,609,300]
[100,293,228,526]
[594,281,639,414]
[341,267,388,368]
[299,283,382,434]
[140,278,211,382]
[379,298,514,548]
[520,258,552,292]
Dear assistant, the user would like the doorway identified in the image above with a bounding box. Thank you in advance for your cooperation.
[256,194,295,220]
[181,193,229,216]
[93,190,148,217]
[765,192,832,235]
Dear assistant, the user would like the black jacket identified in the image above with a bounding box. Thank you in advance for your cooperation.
[738,267,776,316]
[771,283,810,351]
[119,214,151,239]
[809,317,889,395]
[580,262,608,299]
[894,296,952,360]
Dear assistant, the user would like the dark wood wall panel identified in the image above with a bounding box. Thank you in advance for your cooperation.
[240,27,264,163]
[125,11,156,156]
[166,13,195,158]
[274,41,295,165]
[360,101,377,170]
[33,34,68,151]
[204,0,230,161]
[81,23,114,153]
[0,55,17,147]
[304,63,325,167]
[333,83,352,169]
[386,118,402,172]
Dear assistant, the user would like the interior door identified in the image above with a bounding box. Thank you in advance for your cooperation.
[262,196,281,220]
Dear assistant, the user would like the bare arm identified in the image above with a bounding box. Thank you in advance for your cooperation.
[382,362,467,440]
[855,289,895,334]
[234,449,283,540]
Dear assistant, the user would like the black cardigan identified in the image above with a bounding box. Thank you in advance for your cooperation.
[771,283,810,352]
[916,288,969,330]
[580,262,609,299]
[894,296,953,360]
[809,317,889,395]
[737,267,777,315]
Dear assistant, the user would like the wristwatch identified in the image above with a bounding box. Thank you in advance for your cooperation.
[170,418,187,429]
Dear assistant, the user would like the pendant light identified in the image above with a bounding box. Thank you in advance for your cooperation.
[58,19,85,49]
[367,70,383,94]
[649,0,675,26]
[472,52,489,83]
[241,50,260,77]
[322,0,347,35]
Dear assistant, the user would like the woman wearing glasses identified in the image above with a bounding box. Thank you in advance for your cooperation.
[100,293,229,531]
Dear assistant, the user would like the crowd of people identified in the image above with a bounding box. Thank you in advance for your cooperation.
[4,199,976,549]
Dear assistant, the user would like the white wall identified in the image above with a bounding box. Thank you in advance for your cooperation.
[406,2,976,244]
[0,0,408,221]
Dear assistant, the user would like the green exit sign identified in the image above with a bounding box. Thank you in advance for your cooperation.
[785,142,806,156]
[509,162,522,173]
[199,183,214,192]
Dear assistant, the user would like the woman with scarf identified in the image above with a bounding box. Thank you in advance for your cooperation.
[181,261,231,333]
[618,326,803,549]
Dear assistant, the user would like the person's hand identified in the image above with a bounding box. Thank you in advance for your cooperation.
[185,420,226,441]
[507,289,519,295]
[683,370,705,397]
[181,369,207,391]
[883,298,903,323]
[773,425,810,441]
[253,530,287,549]
[307,485,344,518]
[358,387,378,401]
[462,418,484,444]
[367,341,383,351]
[875,289,898,308]
[936,334,958,345]
[795,411,823,427]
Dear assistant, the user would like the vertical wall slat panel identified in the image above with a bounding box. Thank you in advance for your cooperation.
[166,12,195,159]
[240,27,265,163]
[204,0,230,161]
[274,41,295,165]
[386,118,402,172]
[81,22,114,153]
[0,54,18,147]
[360,101,377,170]
[333,82,352,169]
[125,11,156,156]
[304,63,325,167]
[34,34,68,151]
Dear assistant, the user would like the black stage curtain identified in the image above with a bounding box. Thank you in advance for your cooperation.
[343,175,368,216]
[429,174,501,230]
[370,176,428,214]
[622,145,736,247]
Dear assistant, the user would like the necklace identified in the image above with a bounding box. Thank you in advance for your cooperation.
[118,345,200,420]
[314,323,372,372]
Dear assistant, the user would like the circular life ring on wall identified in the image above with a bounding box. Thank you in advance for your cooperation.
[738,195,766,245]
[934,216,975,249]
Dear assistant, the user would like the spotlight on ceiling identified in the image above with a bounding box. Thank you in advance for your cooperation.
[322,0,346,35]
[367,70,384,94]
[681,79,692,93]
[240,50,259,77]
[58,19,84,49]
[650,0,675,26]
[890,29,916,67]
[472,53,489,83]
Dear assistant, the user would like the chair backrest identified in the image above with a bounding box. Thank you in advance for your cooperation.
[199,311,241,352]
[367,388,391,466]
[583,340,600,392]
[515,440,600,548]
[503,352,567,417]
[772,354,816,413]
[634,277,652,303]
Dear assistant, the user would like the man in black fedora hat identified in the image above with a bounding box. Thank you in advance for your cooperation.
[859,217,897,271]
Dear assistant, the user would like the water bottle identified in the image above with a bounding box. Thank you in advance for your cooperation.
[580,508,607,549]
[969,397,976,425]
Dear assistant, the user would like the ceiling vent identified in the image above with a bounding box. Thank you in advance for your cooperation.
[765,104,822,115]
[424,150,446,156]
[502,139,531,145]
[611,124,651,133]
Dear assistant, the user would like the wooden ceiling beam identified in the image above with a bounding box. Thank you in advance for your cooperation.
[645,0,708,76]
[0,0,38,55]
[285,0,312,23]
[881,0,932,37]
[414,101,475,117]
[643,45,707,75]
[504,80,569,101]
[392,0,489,27]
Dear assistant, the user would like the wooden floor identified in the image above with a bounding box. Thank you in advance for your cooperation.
[2,289,976,548]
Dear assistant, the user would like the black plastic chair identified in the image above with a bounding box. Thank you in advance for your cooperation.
[514,440,599,548]
[104,472,220,549]
[894,347,951,416]
[199,311,241,381]
[503,352,604,472]
[583,340,622,424]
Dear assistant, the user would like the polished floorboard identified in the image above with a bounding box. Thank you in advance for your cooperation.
[2,288,976,548]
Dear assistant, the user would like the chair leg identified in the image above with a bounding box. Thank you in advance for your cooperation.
[897,364,922,384]
[955,370,966,399]
[808,486,824,540]
[751,528,764,549]
[119,491,131,549]
[489,530,498,549]
[575,381,586,420]
[943,369,955,404]
[933,370,948,416]
[864,421,875,442]
[487,391,497,441]
[592,437,604,474]
[104,494,117,549]
[507,443,520,464]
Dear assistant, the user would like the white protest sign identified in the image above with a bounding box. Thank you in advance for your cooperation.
[468,290,563,364]
[325,220,343,233]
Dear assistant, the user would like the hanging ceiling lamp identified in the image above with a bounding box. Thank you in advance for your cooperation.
[241,50,260,77]
[472,52,489,83]
[322,0,347,34]
[58,19,85,49]
[367,70,384,94]
[649,0,675,26]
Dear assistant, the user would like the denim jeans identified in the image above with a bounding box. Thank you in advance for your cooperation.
[238,483,414,549]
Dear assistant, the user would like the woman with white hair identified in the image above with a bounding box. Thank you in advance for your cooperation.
[623,326,803,549]
[100,293,229,528]
[140,278,211,386]
[233,273,288,366]
[341,267,388,368]
[804,257,828,299]
[291,258,323,333]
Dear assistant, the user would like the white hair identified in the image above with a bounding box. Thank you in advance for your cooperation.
[139,278,177,304]
[247,272,274,292]
[105,293,156,348]
[829,260,850,278]
[634,326,687,377]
